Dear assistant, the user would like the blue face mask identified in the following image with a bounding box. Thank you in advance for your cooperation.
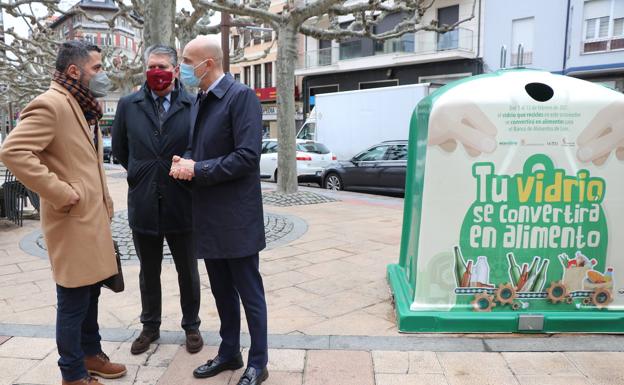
[180,59,208,88]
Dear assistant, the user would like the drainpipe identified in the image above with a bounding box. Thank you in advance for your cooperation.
[563,0,572,74]
[475,0,483,74]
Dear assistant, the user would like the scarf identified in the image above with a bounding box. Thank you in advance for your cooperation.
[52,70,103,126]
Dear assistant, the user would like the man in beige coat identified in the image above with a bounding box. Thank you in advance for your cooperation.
[0,41,127,385]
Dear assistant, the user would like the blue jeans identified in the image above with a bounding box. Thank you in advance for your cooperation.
[56,283,103,381]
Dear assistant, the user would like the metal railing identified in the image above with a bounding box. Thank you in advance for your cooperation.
[298,27,474,70]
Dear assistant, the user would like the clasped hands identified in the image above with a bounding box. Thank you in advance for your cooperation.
[169,155,195,180]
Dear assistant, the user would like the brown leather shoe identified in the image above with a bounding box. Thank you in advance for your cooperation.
[131,329,159,355]
[185,329,204,354]
[84,352,127,379]
[62,376,104,385]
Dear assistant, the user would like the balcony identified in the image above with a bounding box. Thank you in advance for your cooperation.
[296,27,475,76]
[582,37,624,54]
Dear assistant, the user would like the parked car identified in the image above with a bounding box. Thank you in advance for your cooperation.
[321,140,408,195]
[260,139,336,183]
[102,136,113,163]
[102,136,118,164]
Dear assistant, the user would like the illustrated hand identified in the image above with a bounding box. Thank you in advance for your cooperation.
[577,101,624,165]
[428,99,498,157]
[170,155,195,180]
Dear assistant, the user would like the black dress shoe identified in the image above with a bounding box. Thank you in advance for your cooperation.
[236,367,269,385]
[192,352,244,378]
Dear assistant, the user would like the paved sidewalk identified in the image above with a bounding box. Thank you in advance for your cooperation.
[1,167,624,385]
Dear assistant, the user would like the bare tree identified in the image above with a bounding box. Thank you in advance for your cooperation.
[193,0,477,194]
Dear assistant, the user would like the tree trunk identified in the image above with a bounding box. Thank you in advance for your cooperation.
[275,24,299,194]
[143,0,176,48]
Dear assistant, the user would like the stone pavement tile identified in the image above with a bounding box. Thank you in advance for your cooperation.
[409,352,444,374]
[292,238,349,253]
[0,357,39,385]
[502,352,580,376]
[515,375,591,385]
[298,290,383,318]
[0,336,10,346]
[565,352,624,385]
[300,310,396,336]
[261,246,309,261]
[260,257,311,277]
[14,350,60,385]
[265,286,322,310]
[267,304,326,335]
[437,352,515,377]
[335,240,390,255]
[445,375,520,385]
[375,373,449,385]
[158,346,235,385]
[295,277,348,297]
[0,252,40,267]
[17,259,51,272]
[372,351,408,374]
[147,344,182,367]
[267,349,305,372]
[0,264,20,276]
[0,336,56,359]
[0,269,53,287]
[133,366,168,385]
[0,306,55,325]
[0,282,40,300]
[295,248,354,264]
[362,302,396,324]
[263,270,316,292]
[295,259,357,279]
[7,290,57,313]
[304,350,374,385]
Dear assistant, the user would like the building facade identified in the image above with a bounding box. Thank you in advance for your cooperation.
[482,0,568,73]
[296,0,484,114]
[564,0,624,91]
[229,0,305,138]
[48,0,142,133]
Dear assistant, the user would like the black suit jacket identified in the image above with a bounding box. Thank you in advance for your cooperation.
[112,81,193,235]
[187,73,266,259]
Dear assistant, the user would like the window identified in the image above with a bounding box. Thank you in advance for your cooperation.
[437,5,459,50]
[232,35,240,50]
[243,66,251,86]
[253,64,262,89]
[339,40,362,60]
[297,142,330,154]
[234,73,241,82]
[586,16,610,39]
[359,80,398,90]
[511,17,534,65]
[262,141,278,154]
[354,146,389,162]
[614,17,624,36]
[264,62,272,88]
[386,145,408,160]
[253,30,261,45]
[243,30,251,46]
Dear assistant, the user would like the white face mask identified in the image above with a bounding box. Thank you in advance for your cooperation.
[89,72,112,97]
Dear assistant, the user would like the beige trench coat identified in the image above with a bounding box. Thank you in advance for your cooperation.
[0,82,117,288]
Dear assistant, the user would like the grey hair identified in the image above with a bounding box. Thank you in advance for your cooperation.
[144,44,178,67]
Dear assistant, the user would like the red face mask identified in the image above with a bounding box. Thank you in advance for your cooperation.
[146,68,174,91]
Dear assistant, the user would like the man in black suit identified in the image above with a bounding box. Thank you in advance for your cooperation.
[112,45,203,355]
[170,36,268,385]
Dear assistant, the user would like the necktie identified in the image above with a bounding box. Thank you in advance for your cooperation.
[157,96,166,121]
